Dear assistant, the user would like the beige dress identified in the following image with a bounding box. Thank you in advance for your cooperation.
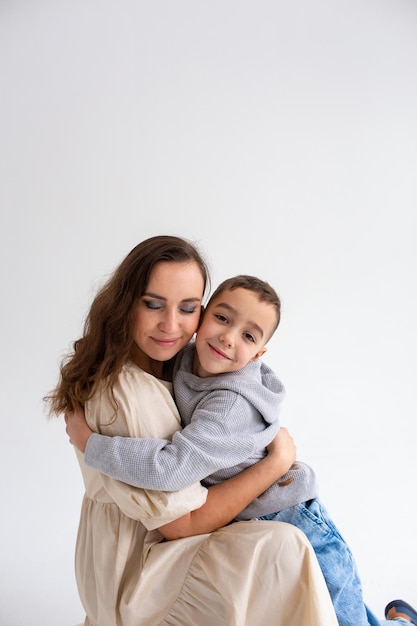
[75,362,338,626]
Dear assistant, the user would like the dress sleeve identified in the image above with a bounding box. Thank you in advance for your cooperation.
[80,364,207,530]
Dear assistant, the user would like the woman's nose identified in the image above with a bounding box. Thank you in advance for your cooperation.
[159,309,179,332]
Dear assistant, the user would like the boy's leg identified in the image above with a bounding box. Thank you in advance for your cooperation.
[261,499,409,626]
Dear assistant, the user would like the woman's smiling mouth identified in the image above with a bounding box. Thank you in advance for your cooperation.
[152,337,181,347]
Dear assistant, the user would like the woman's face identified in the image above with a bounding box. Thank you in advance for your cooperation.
[131,261,205,373]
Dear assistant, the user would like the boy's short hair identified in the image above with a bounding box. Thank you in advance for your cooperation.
[207,275,281,338]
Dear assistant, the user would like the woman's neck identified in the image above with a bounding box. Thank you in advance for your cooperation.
[129,344,164,378]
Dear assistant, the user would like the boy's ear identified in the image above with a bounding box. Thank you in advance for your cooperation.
[250,346,267,362]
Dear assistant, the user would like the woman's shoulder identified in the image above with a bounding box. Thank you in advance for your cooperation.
[90,362,175,412]
[87,361,181,438]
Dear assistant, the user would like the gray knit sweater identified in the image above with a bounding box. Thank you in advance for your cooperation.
[85,343,318,519]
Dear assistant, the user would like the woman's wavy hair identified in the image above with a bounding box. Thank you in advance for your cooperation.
[45,235,210,416]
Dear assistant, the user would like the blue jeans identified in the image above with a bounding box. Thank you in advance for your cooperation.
[260,499,409,626]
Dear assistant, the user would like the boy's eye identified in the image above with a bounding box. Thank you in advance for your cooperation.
[215,314,228,323]
[244,332,255,343]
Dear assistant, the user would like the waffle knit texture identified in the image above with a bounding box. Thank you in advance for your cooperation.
[85,343,318,518]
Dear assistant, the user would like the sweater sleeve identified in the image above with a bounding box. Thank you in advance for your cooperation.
[85,390,279,490]
[235,461,319,519]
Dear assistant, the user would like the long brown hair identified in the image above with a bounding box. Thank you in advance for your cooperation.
[45,235,210,416]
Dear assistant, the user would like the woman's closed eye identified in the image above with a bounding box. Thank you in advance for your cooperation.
[143,299,163,310]
[179,305,199,314]
[143,300,198,315]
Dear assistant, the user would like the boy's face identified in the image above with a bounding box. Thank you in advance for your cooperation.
[194,287,277,377]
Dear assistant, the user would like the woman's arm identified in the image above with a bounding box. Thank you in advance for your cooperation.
[66,407,296,539]
[158,425,296,539]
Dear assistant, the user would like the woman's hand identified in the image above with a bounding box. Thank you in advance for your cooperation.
[158,427,298,541]
[266,427,296,476]
[65,405,93,454]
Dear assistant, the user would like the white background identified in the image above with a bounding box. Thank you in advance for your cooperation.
[1,1,416,624]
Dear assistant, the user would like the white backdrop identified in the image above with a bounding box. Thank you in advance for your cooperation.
[1,1,416,624]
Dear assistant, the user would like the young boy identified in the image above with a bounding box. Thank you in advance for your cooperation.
[67,275,416,626]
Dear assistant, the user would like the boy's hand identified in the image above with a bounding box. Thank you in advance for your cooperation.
[65,405,93,454]
[266,427,296,476]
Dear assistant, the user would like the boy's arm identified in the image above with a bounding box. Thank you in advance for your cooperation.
[65,396,278,491]
[66,408,317,523]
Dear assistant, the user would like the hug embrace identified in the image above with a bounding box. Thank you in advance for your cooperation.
[46,235,415,626]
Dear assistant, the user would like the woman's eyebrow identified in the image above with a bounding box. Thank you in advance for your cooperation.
[142,291,167,300]
[143,291,201,303]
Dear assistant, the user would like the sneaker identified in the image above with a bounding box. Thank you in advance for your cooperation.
[385,599,417,624]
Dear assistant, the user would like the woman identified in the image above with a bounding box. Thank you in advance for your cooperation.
[46,235,338,625]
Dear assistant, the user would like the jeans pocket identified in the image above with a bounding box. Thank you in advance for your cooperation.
[298,499,348,544]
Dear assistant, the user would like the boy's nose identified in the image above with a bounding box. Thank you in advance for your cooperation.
[220,332,233,347]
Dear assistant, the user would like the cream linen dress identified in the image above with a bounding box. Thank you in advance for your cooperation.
[74,361,338,626]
